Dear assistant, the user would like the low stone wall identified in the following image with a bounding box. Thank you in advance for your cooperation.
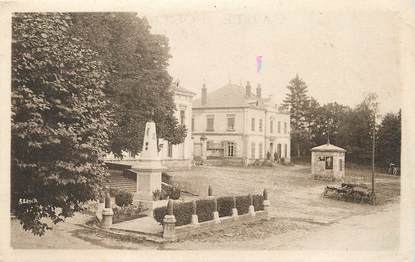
[174,210,268,240]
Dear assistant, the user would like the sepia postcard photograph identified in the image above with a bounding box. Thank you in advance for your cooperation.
[0,0,414,261]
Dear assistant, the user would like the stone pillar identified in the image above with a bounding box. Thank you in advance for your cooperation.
[96,197,105,221]
[231,196,238,220]
[101,193,113,228]
[191,200,199,226]
[212,198,220,224]
[207,184,214,199]
[200,134,207,164]
[248,194,255,217]
[163,200,177,241]
[263,189,271,220]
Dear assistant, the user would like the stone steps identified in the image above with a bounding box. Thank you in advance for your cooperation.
[107,170,136,193]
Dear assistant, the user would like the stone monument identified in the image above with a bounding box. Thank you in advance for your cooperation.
[132,121,167,213]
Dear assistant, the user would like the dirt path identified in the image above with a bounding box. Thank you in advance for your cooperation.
[164,200,400,250]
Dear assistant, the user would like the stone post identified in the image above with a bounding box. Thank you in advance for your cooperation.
[191,200,199,226]
[207,184,214,199]
[163,199,177,241]
[101,193,114,228]
[263,189,271,220]
[212,198,220,224]
[248,194,255,217]
[231,195,238,220]
[96,195,105,221]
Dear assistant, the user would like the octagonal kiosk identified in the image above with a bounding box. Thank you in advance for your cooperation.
[311,142,346,181]
[132,121,167,214]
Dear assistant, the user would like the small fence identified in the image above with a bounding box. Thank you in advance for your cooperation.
[156,189,271,241]
[96,186,271,241]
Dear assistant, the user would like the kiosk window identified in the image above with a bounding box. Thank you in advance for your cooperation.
[325,156,333,170]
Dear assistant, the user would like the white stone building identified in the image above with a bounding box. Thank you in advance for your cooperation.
[158,85,195,169]
[192,82,291,166]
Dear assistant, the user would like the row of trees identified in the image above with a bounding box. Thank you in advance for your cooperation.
[12,13,186,235]
[283,75,401,166]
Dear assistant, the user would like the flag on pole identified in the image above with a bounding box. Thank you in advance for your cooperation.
[256,56,262,73]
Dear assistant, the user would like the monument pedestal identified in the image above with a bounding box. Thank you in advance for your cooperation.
[132,164,167,215]
[132,121,168,216]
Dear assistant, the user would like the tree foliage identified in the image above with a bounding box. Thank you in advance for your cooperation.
[377,110,401,166]
[282,74,311,156]
[70,13,186,157]
[282,75,400,166]
[11,13,112,235]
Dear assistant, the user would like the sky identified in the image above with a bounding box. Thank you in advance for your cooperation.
[142,2,401,115]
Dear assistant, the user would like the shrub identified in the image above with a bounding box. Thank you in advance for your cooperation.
[217,196,233,217]
[109,188,121,197]
[162,172,172,184]
[153,206,167,225]
[252,194,264,211]
[152,189,161,201]
[236,195,250,214]
[113,204,145,224]
[196,199,215,222]
[168,186,181,200]
[115,191,133,207]
[153,201,193,226]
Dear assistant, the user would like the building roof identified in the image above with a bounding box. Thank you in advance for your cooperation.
[192,84,261,108]
[311,143,346,152]
[172,84,196,97]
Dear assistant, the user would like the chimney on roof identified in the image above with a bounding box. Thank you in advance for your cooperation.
[201,83,207,106]
[256,83,262,98]
[246,81,251,97]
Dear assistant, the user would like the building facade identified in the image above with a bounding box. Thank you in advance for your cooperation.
[158,85,195,169]
[192,82,291,165]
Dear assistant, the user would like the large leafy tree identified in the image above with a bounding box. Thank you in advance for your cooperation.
[334,93,378,164]
[70,13,186,156]
[311,102,351,146]
[376,110,401,166]
[11,13,112,235]
[282,74,311,157]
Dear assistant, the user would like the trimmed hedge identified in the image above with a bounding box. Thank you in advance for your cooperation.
[253,194,264,211]
[196,199,215,222]
[153,201,193,226]
[236,195,250,214]
[153,193,266,226]
[217,196,233,217]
